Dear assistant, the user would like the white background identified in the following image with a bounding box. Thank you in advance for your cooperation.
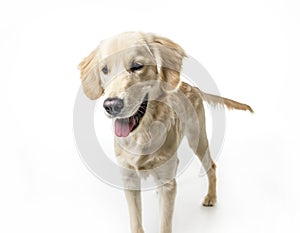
[1,0,300,232]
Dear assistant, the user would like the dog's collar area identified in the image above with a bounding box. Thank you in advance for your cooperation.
[114,93,149,137]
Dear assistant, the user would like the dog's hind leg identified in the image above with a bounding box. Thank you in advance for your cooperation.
[194,129,217,207]
[186,101,217,207]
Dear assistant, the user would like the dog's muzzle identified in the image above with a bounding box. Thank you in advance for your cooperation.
[105,94,148,137]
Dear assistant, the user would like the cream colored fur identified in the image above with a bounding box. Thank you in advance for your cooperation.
[78,32,253,233]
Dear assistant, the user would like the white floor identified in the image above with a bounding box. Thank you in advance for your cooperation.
[1,1,300,232]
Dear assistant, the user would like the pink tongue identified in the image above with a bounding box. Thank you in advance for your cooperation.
[114,117,136,137]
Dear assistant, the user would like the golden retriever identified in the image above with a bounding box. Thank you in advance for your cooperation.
[78,32,253,233]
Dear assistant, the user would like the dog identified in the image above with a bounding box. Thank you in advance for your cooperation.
[78,32,253,233]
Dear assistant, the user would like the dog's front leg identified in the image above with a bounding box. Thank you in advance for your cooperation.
[158,179,177,233]
[124,189,144,233]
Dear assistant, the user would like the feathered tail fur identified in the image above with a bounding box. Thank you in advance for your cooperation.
[199,90,254,113]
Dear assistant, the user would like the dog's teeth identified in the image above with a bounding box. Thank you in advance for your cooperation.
[126,94,148,133]
[135,115,140,123]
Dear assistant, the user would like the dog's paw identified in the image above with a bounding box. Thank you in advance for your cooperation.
[202,195,216,207]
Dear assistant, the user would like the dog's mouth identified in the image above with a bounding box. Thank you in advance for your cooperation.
[114,94,148,137]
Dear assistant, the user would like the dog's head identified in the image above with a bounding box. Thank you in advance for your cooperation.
[78,32,185,137]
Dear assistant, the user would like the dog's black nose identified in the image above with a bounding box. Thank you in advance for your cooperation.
[103,97,124,116]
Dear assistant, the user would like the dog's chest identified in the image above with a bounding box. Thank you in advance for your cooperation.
[115,122,182,172]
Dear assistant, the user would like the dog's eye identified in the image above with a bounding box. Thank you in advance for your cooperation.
[130,62,144,72]
[102,65,108,74]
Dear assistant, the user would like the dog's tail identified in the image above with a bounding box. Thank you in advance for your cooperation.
[198,90,254,113]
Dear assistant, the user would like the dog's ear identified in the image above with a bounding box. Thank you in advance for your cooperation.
[78,48,104,100]
[146,34,186,90]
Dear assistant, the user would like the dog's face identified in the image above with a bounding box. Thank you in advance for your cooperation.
[78,32,185,137]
